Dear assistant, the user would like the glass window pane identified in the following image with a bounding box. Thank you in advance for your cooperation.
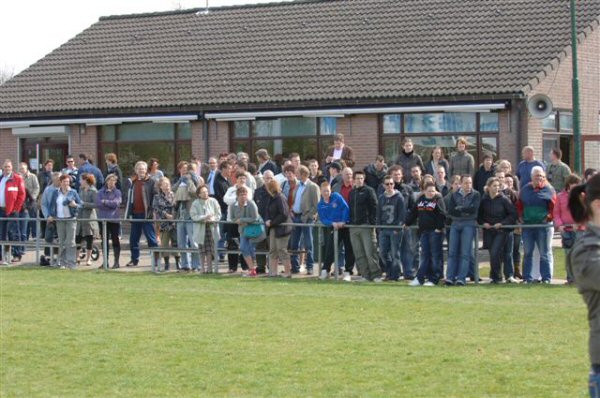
[543,137,559,164]
[118,142,175,178]
[177,123,192,139]
[383,115,401,134]
[231,140,251,155]
[233,121,250,138]
[254,138,318,162]
[177,141,192,165]
[408,136,477,170]
[481,137,498,161]
[542,113,557,130]
[382,137,403,164]
[253,117,317,137]
[119,123,175,141]
[480,113,499,132]
[405,113,476,133]
[560,112,573,132]
[319,117,337,135]
[100,125,116,141]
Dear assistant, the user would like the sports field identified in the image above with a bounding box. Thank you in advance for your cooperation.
[0,263,590,398]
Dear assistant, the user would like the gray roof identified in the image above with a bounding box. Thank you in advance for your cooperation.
[1,0,599,116]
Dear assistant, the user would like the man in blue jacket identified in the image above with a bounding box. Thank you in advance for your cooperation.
[76,153,104,190]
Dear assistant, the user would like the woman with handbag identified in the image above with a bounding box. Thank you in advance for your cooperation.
[264,179,293,278]
[190,184,221,273]
[227,186,262,277]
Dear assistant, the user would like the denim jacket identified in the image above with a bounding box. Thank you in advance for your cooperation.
[48,188,82,219]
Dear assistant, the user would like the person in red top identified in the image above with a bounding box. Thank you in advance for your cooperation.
[0,159,26,264]
[554,174,584,284]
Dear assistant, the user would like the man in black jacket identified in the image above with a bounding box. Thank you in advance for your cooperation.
[364,155,388,190]
[254,170,274,273]
[212,161,232,262]
[348,171,381,282]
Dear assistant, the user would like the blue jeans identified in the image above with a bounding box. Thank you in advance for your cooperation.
[289,215,314,272]
[417,230,443,284]
[447,223,476,283]
[177,219,200,270]
[14,209,28,257]
[399,229,415,279]
[239,235,256,259]
[522,225,553,282]
[590,371,600,398]
[0,209,20,259]
[129,213,158,263]
[379,229,403,280]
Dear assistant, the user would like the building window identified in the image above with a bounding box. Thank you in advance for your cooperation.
[380,112,498,168]
[98,122,192,178]
[542,112,557,131]
[230,116,337,164]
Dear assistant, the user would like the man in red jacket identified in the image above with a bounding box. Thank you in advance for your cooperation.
[0,159,26,264]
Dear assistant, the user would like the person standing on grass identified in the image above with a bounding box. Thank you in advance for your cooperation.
[449,137,475,178]
[0,160,26,265]
[96,174,122,269]
[517,166,556,284]
[47,174,82,269]
[504,174,523,279]
[317,181,350,280]
[76,173,99,267]
[152,177,178,272]
[228,186,261,277]
[477,177,518,283]
[565,173,600,398]
[124,161,159,267]
[554,174,584,284]
[405,182,446,286]
[332,167,356,280]
[348,170,381,282]
[446,175,481,286]
[264,179,293,278]
[376,175,406,281]
[191,184,221,274]
[173,161,200,272]
[13,162,40,261]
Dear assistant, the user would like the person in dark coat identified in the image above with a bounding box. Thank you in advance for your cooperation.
[254,170,275,273]
[364,155,388,191]
[394,138,425,180]
[474,153,496,194]
[264,179,293,277]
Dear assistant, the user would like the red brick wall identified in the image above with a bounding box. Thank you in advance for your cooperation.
[337,114,379,169]
[190,121,204,161]
[528,25,600,160]
[69,125,99,162]
[0,128,19,163]
[208,120,229,158]
[498,109,518,166]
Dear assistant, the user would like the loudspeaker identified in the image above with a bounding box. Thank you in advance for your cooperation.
[527,94,553,119]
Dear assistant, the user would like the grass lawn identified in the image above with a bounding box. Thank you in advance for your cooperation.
[0,264,589,398]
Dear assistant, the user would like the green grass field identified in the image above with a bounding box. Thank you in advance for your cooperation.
[0,263,589,397]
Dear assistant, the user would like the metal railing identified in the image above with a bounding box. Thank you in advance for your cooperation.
[0,215,562,284]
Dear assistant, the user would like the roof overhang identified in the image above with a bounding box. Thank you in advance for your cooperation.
[204,103,507,121]
[0,114,199,129]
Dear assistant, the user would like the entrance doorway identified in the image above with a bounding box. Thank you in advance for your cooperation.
[21,138,69,173]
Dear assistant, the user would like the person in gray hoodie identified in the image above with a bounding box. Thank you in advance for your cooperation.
[446,175,481,285]
[567,173,600,398]
[376,175,406,281]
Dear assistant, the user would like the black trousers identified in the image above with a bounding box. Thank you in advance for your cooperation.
[338,228,355,274]
[101,222,121,257]
[485,229,508,282]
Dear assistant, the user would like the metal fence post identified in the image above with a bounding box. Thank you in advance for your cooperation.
[317,224,322,275]
[333,228,339,281]
[474,228,480,285]
[35,216,41,264]
[102,220,108,270]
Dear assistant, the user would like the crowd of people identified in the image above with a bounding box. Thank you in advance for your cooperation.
[0,133,598,285]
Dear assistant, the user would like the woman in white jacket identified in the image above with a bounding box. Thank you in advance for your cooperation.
[190,185,221,273]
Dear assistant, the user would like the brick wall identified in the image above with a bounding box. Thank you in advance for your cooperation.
[69,125,99,162]
[337,114,379,170]
[190,121,205,160]
[498,109,519,166]
[208,120,229,158]
[528,25,600,161]
[0,128,19,163]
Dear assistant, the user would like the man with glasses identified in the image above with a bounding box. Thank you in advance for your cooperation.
[61,155,79,189]
[517,166,556,284]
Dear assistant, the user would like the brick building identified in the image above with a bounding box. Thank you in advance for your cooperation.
[0,0,599,178]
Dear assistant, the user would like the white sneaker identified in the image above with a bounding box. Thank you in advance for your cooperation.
[506,276,519,284]
[343,272,352,282]
[373,277,383,283]
[319,269,329,280]
[409,279,421,287]
[423,281,436,287]
[0,260,8,266]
